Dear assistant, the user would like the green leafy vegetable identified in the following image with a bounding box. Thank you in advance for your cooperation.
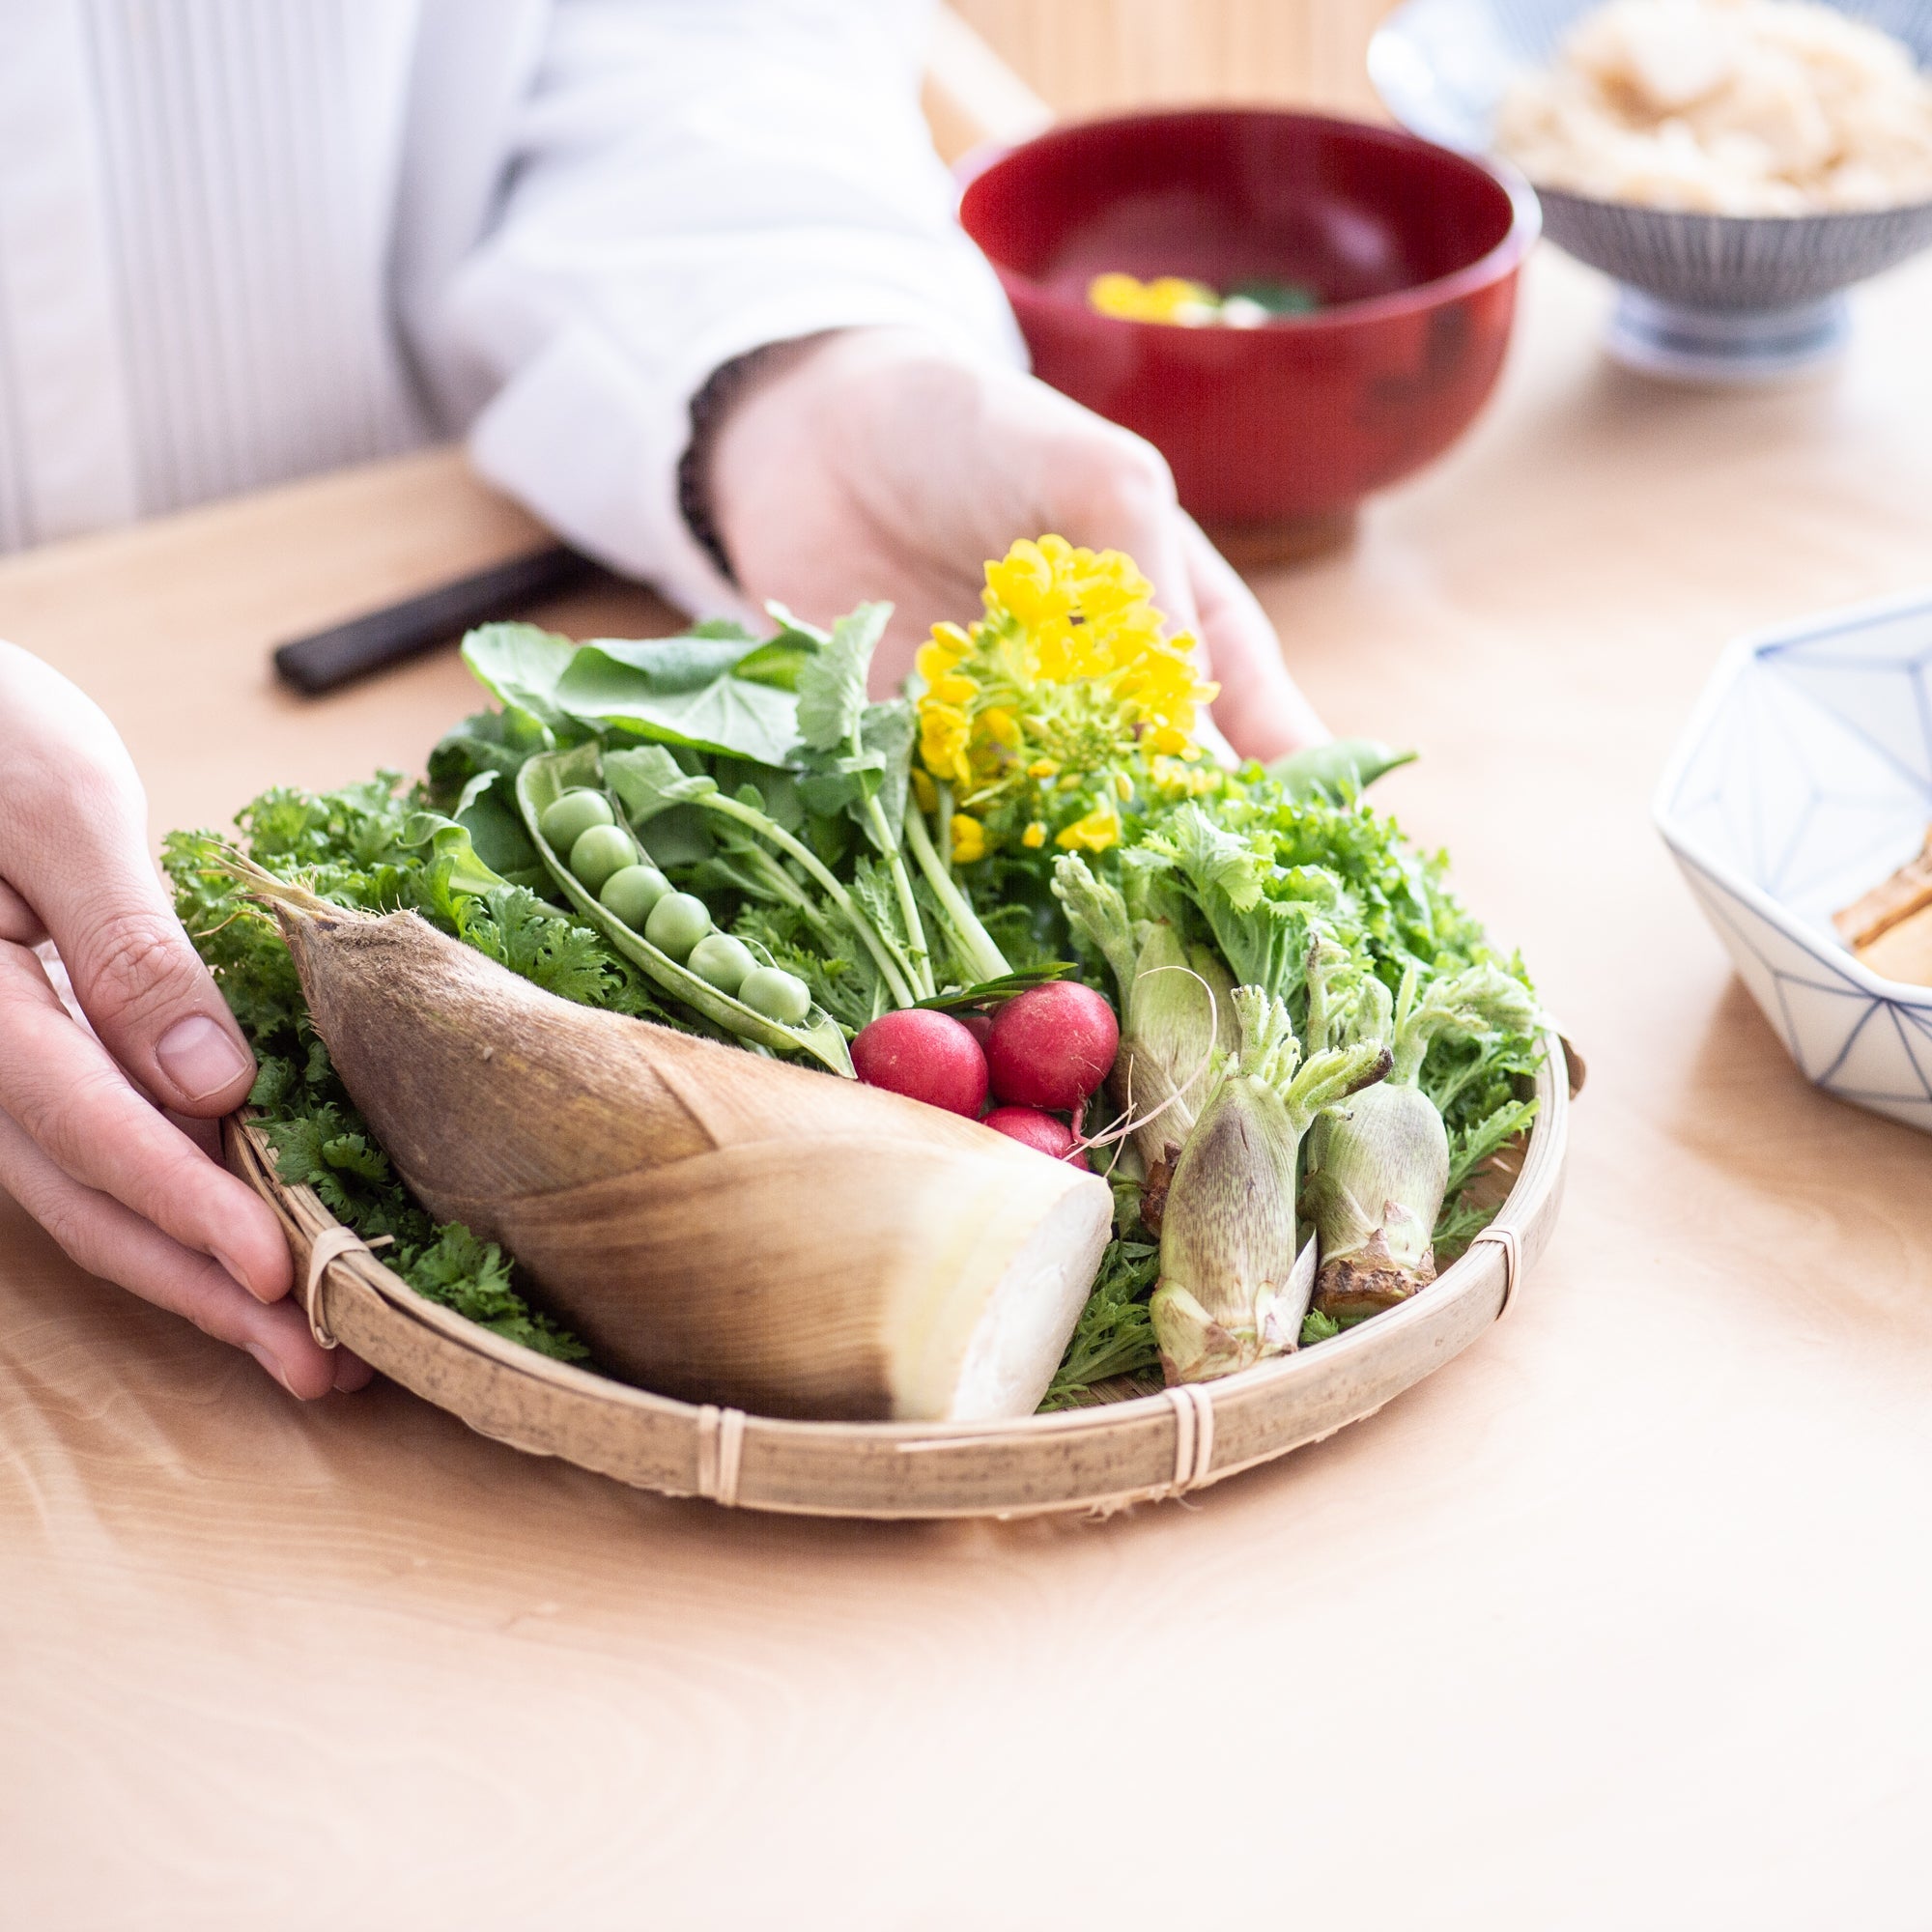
[450,771,546,885]
[516,744,857,1073]
[460,622,578,732]
[427,701,557,798]
[1298,1308,1342,1347]
[1052,853,1234,1169]
[604,744,720,825]
[554,631,808,766]
[1228,278,1321,316]
[794,602,885,753]
[1039,1236,1162,1407]
[911,964,1076,1010]
[790,604,934,997]
[164,600,1544,1409]
[160,775,693,1360]
[1141,802,1336,1007]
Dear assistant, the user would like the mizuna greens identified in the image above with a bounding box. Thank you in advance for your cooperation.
[163,778,646,1361]
[168,534,1545,1416]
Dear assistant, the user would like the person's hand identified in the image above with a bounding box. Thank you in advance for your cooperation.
[0,644,368,1398]
[705,328,1327,764]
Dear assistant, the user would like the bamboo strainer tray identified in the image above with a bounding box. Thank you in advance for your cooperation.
[223,1032,1571,1520]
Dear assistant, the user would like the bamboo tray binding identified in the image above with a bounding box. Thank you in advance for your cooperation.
[223,1032,1571,1520]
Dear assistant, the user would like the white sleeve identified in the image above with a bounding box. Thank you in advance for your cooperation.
[427,0,1027,618]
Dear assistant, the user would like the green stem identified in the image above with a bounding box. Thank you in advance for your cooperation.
[1390,963,1424,1081]
[1284,1040,1395,1138]
[739,845,842,952]
[936,781,954,884]
[864,792,936,999]
[903,800,1010,986]
[698,793,916,1009]
[703,838,841,952]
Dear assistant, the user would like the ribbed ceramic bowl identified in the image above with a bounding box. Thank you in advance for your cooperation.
[1371,0,1932,379]
[1656,589,1932,1132]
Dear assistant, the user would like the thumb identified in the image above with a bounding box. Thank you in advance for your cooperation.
[0,645,256,1114]
[1037,436,1326,763]
[51,855,259,1116]
[1,763,255,1121]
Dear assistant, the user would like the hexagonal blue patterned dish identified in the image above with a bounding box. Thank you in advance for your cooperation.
[1370,0,1932,381]
[1656,589,1932,1133]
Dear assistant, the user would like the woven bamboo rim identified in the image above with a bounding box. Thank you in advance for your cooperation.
[222,1031,1571,1520]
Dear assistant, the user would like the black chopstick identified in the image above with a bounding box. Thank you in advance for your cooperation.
[271,545,594,696]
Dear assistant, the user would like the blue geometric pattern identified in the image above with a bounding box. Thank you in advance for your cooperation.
[1655,590,1932,1135]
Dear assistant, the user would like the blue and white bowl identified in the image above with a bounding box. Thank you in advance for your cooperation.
[1656,590,1932,1134]
[1371,0,1932,380]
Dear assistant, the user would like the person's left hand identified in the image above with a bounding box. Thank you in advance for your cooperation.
[702,327,1327,764]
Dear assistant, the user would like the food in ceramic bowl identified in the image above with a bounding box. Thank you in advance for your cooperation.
[1373,0,1932,379]
[1656,587,1932,1132]
[1834,828,1932,980]
[1498,0,1932,215]
[956,110,1538,558]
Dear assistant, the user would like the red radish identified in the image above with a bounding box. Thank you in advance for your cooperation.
[851,1009,988,1117]
[986,981,1120,1112]
[958,1010,996,1052]
[983,1106,1089,1169]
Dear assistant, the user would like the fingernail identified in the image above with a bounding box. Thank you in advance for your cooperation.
[156,1013,252,1103]
[333,1350,375,1394]
[213,1248,278,1303]
[245,1343,298,1397]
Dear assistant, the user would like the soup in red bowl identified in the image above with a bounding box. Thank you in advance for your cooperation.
[959,109,1540,551]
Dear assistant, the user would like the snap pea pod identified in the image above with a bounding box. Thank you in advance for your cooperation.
[517,745,854,1076]
[1266,738,1416,805]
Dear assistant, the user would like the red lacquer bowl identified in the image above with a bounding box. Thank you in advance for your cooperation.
[959,109,1540,553]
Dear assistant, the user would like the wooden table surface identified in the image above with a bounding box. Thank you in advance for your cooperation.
[6,250,1932,1930]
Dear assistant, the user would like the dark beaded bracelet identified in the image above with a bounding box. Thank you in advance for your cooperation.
[674,346,775,587]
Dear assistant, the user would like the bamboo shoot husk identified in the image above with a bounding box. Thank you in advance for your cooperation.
[264,893,1111,1422]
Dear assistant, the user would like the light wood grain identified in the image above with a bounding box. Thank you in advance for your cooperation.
[6,251,1932,1925]
[923,6,1055,162]
[951,0,1402,119]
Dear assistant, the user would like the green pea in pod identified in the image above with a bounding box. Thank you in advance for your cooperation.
[518,743,854,1076]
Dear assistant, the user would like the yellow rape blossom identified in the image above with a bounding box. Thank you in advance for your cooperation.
[1151,753,1224,801]
[912,534,1220,862]
[950,813,986,866]
[980,706,1021,750]
[1056,802,1122,853]
[919,702,972,790]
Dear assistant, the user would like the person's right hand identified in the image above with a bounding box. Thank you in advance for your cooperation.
[0,643,367,1397]
[704,328,1328,763]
